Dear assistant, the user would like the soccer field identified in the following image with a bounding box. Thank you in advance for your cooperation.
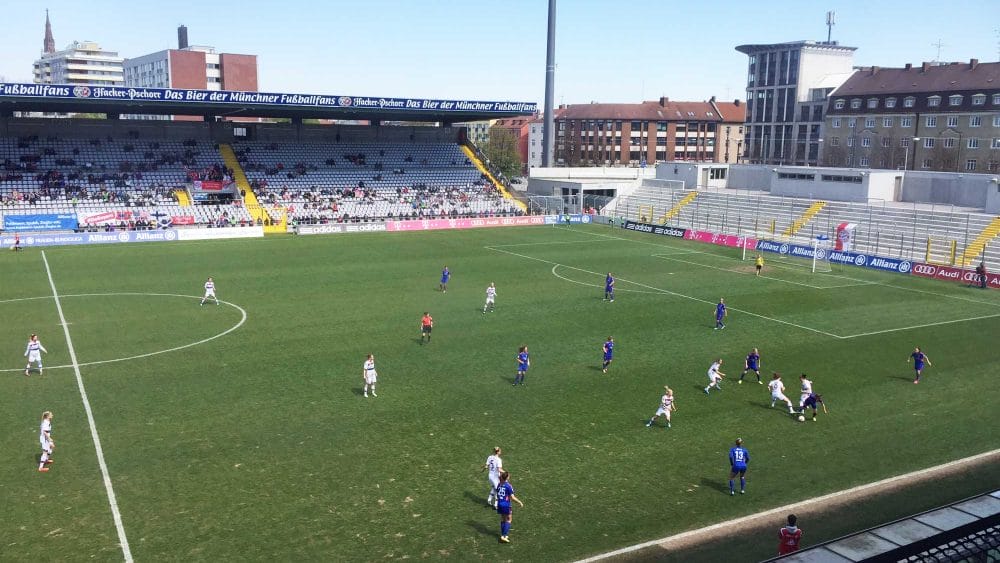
[1,224,998,561]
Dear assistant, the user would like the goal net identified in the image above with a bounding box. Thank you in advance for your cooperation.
[740,232,833,273]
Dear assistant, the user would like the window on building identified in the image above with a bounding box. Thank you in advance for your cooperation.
[970,116,982,127]
[968,138,980,149]
[926,116,937,127]
[993,94,1000,105]
[848,117,857,128]
[921,158,932,169]
[949,95,963,106]
[904,96,916,108]
[832,118,841,128]
[830,137,840,147]
[901,117,913,128]
[861,136,871,147]
[850,98,862,109]
[885,97,897,108]
[233,127,247,137]
[847,137,855,147]
[834,99,845,109]
[900,137,911,147]
[943,138,956,148]
[883,117,893,127]
[972,94,986,106]
[882,137,891,147]
[656,122,667,132]
[867,98,878,109]
[947,116,959,127]
[865,118,876,128]
[928,96,941,107]
[630,121,641,130]
[709,168,727,180]
[993,138,1000,149]
[923,138,935,148]
[966,159,977,171]
[859,157,870,167]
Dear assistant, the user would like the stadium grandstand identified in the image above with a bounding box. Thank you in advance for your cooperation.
[0,83,535,237]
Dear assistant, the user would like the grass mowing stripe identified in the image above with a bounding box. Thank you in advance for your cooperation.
[573,448,1000,562]
[487,245,844,339]
[41,251,133,563]
[839,312,1000,339]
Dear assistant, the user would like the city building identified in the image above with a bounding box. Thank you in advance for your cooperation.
[33,11,124,88]
[123,26,258,120]
[527,110,564,170]
[454,119,495,146]
[548,97,745,167]
[736,40,856,166]
[493,116,534,173]
[823,59,1000,173]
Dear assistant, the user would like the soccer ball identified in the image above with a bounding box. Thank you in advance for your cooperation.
[797,415,806,422]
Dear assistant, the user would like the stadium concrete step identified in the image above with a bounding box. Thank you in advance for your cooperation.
[959,216,1000,267]
[459,144,527,212]
[658,191,697,224]
[781,201,827,237]
[175,189,192,207]
[218,143,284,233]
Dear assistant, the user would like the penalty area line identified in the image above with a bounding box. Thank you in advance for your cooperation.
[574,448,1000,562]
[41,251,133,563]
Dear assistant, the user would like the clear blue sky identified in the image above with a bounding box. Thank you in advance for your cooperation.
[1,0,996,105]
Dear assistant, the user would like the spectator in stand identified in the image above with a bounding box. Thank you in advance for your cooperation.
[975,262,987,289]
[777,514,802,555]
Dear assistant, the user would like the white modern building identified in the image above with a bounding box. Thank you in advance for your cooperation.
[33,40,124,87]
[736,40,856,166]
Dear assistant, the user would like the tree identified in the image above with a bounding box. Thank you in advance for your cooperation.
[483,126,522,178]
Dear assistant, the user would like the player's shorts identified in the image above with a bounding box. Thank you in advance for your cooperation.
[27,351,41,363]
[422,325,432,333]
[799,394,810,405]
[755,264,762,270]
[204,290,216,298]
[604,354,613,362]
[496,502,512,515]
[731,464,747,474]
[489,475,500,490]
[803,397,817,409]
[40,438,52,453]
[605,286,613,293]
[708,373,722,383]
[441,277,449,284]
[486,296,495,304]
[747,363,759,371]
[518,364,528,373]
[655,406,671,417]
[364,371,377,384]
[914,363,925,371]
[772,392,789,402]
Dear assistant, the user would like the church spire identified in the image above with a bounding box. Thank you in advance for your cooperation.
[43,9,55,54]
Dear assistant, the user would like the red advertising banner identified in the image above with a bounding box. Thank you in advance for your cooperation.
[200,181,225,191]
[171,215,196,225]
[80,211,135,225]
[910,263,1000,288]
[684,229,757,249]
[385,216,545,232]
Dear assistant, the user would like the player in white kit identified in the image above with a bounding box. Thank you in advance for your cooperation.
[38,411,54,472]
[200,277,219,306]
[647,386,676,428]
[768,373,795,413]
[798,374,813,408]
[483,283,497,314]
[362,353,378,398]
[704,359,725,394]
[24,333,47,376]
[482,446,503,507]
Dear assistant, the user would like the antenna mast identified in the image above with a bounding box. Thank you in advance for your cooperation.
[826,11,835,43]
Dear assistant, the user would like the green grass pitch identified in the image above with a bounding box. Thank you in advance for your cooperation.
[1,224,998,561]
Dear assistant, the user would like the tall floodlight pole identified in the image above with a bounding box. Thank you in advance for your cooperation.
[542,0,557,167]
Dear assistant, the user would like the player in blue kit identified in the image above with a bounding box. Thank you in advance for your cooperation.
[714,298,727,330]
[729,438,750,495]
[514,346,529,385]
[604,272,615,302]
[908,346,932,384]
[802,393,826,421]
[439,266,450,293]
[739,348,762,384]
[495,470,524,543]
[602,336,614,373]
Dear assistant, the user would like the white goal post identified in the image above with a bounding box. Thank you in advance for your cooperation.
[739,232,833,273]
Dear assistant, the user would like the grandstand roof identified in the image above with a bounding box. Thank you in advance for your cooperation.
[0,83,537,123]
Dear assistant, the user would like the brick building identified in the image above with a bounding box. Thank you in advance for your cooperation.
[550,97,745,167]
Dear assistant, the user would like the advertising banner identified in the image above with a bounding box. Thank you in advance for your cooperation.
[171,215,196,225]
[622,220,687,238]
[1,213,78,232]
[174,226,264,241]
[910,263,1000,288]
[385,216,545,232]
[295,223,389,235]
[80,210,138,226]
[756,238,913,275]
[835,222,857,251]
[0,229,178,247]
[544,214,594,225]
[684,230,757,249]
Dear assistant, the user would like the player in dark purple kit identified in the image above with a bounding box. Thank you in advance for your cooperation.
[602,336,614,373]
[908,346,932,384]
[604,272,615,302]
[739,348,762,384]
[802,393,826,421]
[495,470,524,543]
[714,298,727,330]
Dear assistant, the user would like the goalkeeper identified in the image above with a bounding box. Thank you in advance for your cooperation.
[754,254,764,277]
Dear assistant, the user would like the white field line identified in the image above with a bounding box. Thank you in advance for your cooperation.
[490,239,616,248]
[486,246,842,339]
[649,254,871,290]
[564,226,1000,309]
[574,448,1000,563]
[0,293,247,373]
[551,265,663,294]
[41,252,134,562]
[838,313,1000,339]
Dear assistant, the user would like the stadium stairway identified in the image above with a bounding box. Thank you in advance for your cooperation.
[175,189,192,207]
[459,145,527,213]
[658,191,697,224]
[219,143,285,233]
[781,200,827,237]
[959,216,1000,267]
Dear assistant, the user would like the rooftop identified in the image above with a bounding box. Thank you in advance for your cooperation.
[735,40,857,55]
[833,59,1000,96]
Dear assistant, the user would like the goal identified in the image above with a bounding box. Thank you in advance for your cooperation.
[740,232,833,273]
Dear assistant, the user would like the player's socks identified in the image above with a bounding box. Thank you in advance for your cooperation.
[501,521,510,536]
[740,477,746,492]
[729,479,734,494]
[704,387,710,394]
